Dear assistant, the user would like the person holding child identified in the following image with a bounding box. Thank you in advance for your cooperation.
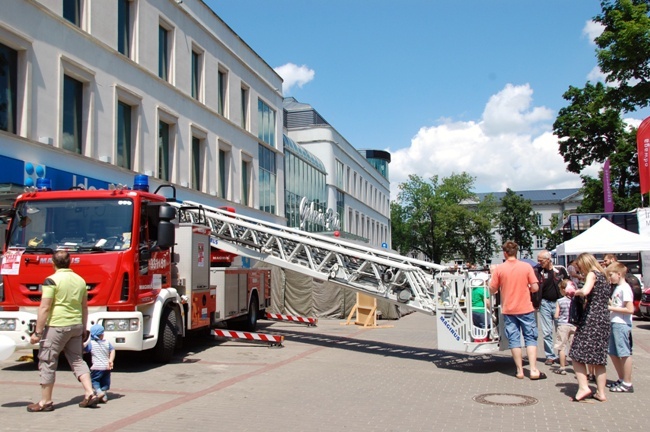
[553,279,576,375]
[606,261,635,393]
[568,253,611,402]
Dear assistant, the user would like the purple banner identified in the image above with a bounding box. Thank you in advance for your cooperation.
[603,158,614,212]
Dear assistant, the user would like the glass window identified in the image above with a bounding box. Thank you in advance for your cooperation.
[219,149,226,198]
[117,101,132,169]
[117,0,131,57]
[241,160,250,206]
[63,0,81,26]
[218,69,226,115]
[158,121,170,181]
[240,86,248,129]
[257,99,276,147]
[192,136,202,191]
[158,26,169,81]
[0,43,17,134]
[62,75,83,154]
[259,145,276,214]
[191,50,201,100]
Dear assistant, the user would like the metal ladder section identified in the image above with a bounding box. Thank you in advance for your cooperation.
[171,201,439,315]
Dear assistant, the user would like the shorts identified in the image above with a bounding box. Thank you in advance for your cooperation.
[38,324,90,385]
[503,312,538,349]
[553,324,575,352]
[608,322,633,357]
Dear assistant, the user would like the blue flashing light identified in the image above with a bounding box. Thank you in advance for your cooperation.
[133,174,149,192]
[36,178,52,191]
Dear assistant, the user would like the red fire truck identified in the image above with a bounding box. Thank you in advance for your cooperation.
[0,177,270,362]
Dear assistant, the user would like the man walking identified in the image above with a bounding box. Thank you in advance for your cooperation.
[27,250,99,412]
[536,250,568,365]
[490,241,544,380]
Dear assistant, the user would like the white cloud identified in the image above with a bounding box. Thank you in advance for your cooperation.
[583,20,604,44]
[389,84,596,199]
[587,65,608,83]
[274,63,315,95]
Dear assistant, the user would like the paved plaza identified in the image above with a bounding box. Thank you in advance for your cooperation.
[0,311,647,432]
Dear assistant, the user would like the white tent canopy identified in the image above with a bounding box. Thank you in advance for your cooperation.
[555,218,650,256]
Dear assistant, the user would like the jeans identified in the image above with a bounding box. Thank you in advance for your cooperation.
[539,299,557,360]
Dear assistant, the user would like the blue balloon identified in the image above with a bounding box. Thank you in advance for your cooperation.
[25,162,34,175]
[35,165,45,177]
[25,178,34,187]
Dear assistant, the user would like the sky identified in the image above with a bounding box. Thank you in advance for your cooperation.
[206,1,647,198]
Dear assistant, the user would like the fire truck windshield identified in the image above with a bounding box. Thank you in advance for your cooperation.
[7,198,134,253]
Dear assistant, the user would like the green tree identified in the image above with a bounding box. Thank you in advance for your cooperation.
[539,213,565,251]
[496,189,540,257]
[390,173,497,264]
[553,0,647,211]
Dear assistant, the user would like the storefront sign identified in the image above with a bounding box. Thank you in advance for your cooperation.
[299,197,341,231]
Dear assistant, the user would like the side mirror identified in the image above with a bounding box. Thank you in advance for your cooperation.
[157,221,175,249]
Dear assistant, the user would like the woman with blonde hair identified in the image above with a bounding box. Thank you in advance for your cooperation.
[568,253,611,402]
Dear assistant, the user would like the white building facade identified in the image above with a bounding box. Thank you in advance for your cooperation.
[0,0,285,225]
[283,98,392,249]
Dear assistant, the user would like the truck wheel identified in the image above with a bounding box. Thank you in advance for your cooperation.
[152,306,178,363]
[244,294,259,332]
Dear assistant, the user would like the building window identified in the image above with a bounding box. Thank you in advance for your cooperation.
[158,25,169,81]
[116,101,132,169]
[158,121,170,181]
[536,236,544,249]
[191,49,202,101]
[259,145,276,214]
[336,160,344,190]
[257,99,275,147]
[240,85,248,129]
[62,75,83,154]
[536,212,542,226]
[241,159,251,206]
[0,43,17,134]
[218,148,230,199]
[117,0,131,57]
[63,0,81,26]
[218,69,227,116]
[192,136,203,191]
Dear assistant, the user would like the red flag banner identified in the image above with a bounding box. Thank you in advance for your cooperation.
[603,158,614,212]
[637,116,650,194]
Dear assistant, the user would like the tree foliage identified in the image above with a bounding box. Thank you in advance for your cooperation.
[553,0,647,211]
[390,173,497,265]
[496,189,540,257]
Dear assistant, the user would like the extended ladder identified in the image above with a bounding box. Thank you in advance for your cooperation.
[172,201,438,315]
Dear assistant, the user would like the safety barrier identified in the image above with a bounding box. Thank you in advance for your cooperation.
[265,312,318,326]
[211,329,284,347]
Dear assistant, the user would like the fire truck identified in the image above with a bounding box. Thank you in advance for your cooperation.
[0,176,501,363]
[0,177,270,362]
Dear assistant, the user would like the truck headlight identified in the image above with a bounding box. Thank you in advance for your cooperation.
[0,318,17,331]
[103,319,139,332]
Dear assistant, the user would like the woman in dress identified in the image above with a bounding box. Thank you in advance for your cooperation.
[568,253,611,402]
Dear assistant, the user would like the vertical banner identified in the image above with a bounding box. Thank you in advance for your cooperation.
[603,158,614,212]
[636,116,650,194]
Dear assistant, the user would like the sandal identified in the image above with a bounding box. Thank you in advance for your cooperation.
[610,383,634,393]
[78,395,100,408]
[529,372,547,380]
[553,368,567,375]
[26,401,54,412]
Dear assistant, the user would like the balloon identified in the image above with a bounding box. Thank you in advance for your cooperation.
[0,335,16,361]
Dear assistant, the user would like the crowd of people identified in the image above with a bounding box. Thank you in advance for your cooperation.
[489,241,635,402]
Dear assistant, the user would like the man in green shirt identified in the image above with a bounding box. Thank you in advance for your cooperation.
[27,250,99,412]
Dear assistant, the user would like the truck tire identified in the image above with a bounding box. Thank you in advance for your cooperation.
[244,294,259,332]
[152,306,178,363]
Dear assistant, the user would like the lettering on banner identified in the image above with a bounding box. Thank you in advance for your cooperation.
[439,315,461,341]
[299,197,341,231]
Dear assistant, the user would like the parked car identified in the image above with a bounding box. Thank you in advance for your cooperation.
[640,287,650,319]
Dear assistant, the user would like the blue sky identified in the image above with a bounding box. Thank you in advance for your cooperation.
[206,1,646,197]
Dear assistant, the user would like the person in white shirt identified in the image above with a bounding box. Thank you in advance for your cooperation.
[606,262,634,393]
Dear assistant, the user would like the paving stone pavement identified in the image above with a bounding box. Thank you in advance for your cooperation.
[1,311,648,432]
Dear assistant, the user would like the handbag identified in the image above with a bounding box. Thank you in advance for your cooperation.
[568,296,585,326]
